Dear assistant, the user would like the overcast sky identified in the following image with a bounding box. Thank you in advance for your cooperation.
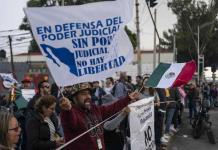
[0,0,177,55]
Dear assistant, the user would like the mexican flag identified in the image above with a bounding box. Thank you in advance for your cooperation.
[145,60,196,88]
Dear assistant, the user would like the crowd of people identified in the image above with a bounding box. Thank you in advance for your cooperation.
[0,72,217,150]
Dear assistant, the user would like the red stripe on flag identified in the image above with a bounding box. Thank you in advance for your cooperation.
[172,60,196,87]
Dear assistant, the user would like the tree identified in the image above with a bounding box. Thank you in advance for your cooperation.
[20,0,136,52]
[19,0,57,52]
[0,49,6,58]
[162,0,218,66]
[125,26,137,50]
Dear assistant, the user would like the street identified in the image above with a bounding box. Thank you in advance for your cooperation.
[168,108,218,150]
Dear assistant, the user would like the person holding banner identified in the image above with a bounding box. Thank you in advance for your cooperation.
[59,82,139,150]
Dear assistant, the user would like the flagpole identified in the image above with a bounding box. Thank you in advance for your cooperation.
[145,0,161,64]
[8,35,16,79]
[173,29,177,63]
[153,9,157,70]
[136,0,142,75]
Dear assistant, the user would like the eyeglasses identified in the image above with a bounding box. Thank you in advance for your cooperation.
[42,85,50,89]
[8,126,20,132]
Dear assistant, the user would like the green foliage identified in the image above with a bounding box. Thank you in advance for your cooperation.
[125,26,137,50]
[28,40,40,52]
[163,0,218,66]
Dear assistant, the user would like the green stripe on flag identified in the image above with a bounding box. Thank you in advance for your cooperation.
[145,63,171,87]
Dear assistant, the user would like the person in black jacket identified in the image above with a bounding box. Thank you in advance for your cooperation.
[26,95,64,150]
[26,80,50,120]
[91,81,106,105]
[154,88,167,149]
[187,83,199,119]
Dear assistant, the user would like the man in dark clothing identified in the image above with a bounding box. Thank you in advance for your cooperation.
[155,88,167,149]
[187,83,199,119]
[91,81,106,106]
[135,75,143,91]
[27,80,50,118]
[127,75,135,91]
[60,82,139,150]
[203,83,209,100]
[51,82,59,98]
[210,84,217,108]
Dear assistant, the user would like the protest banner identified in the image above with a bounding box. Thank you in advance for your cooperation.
[0,73,18,88]
[129,97,156,150]
[24,0,134,86]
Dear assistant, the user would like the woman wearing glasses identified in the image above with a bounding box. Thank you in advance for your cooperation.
[26,95,64,150]
[0,109,21,150]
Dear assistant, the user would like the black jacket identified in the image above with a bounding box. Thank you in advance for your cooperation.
[26,93,41,119]
[26,111,59,150]
[156,88,167,110]
[187,87,199,102]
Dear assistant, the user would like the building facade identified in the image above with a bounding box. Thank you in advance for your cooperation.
[4,50,174,84]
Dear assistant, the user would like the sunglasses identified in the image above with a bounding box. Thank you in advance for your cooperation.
[8,125,20,132]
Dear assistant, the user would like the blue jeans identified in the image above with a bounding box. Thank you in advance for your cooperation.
[210,97,216,107]
[189,101,197,118]
[165,108,175,134]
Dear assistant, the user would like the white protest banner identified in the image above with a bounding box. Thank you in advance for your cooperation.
[24,0,134,87]
[0,73,18,89]
[21,89,36,102]
[129,97,156,150]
